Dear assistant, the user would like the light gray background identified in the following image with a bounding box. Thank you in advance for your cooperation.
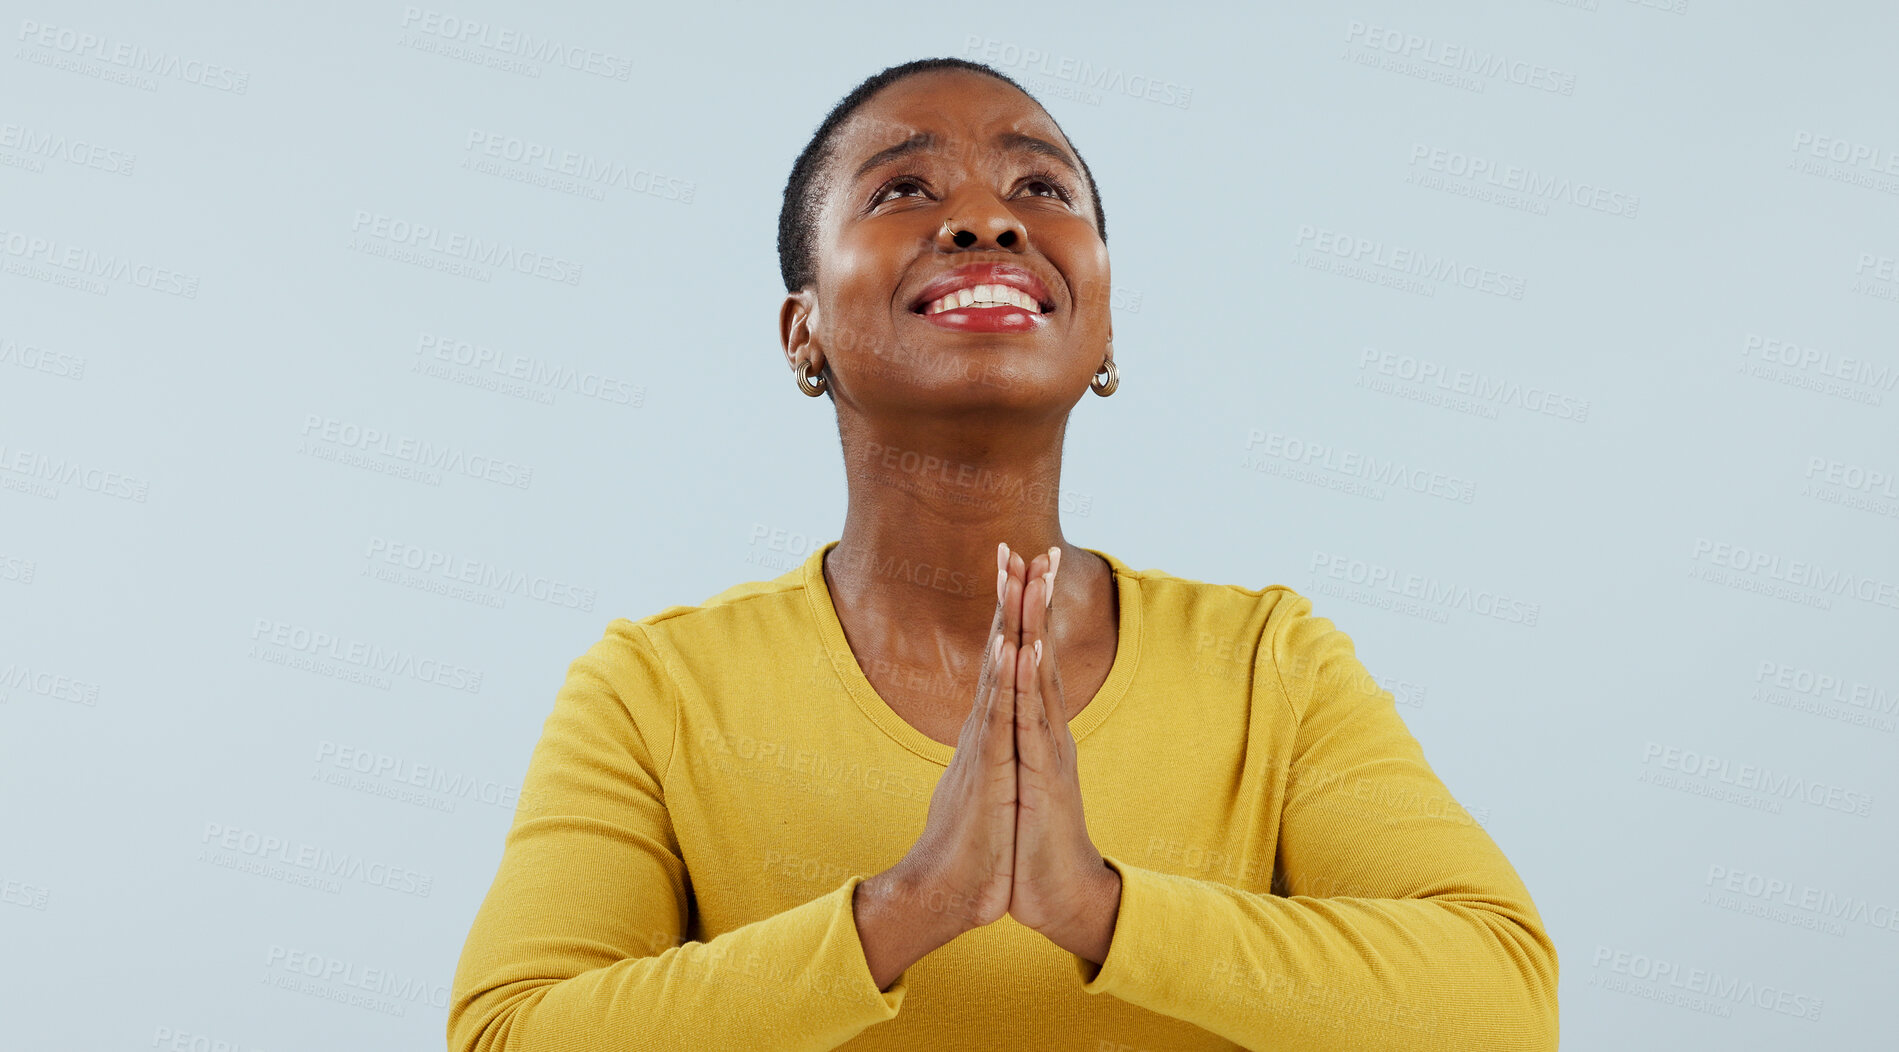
[3,1,1896,1049]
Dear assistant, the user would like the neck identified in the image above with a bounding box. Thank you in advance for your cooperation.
[824,413,1079,646]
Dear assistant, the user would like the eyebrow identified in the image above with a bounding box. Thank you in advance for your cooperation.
[850,130,1082,183]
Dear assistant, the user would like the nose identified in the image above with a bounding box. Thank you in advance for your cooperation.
[935,192,1026,252]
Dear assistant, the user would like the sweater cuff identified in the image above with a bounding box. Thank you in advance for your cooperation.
[823,874,910,1018]
[1074,854,1211,1001]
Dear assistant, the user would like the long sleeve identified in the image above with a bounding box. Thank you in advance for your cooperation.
[447,620,906,1052]
[1073,592,1559,1051]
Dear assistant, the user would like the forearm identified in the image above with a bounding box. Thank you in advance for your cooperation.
[851,865,973,991]
[452,876,905,1052]
[1075,856,1559,1052]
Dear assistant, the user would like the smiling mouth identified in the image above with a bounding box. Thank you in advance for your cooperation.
[912,284,1055,316]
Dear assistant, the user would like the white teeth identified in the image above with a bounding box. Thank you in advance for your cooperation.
[922,283,1044,315]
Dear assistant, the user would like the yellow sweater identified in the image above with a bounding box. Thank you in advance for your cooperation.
[449,541,1559,1050]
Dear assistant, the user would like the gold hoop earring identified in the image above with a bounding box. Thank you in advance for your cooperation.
[1090,357,1118,396]
[796,359,828,397]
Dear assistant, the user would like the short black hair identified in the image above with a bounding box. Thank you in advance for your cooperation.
[776,56,1108,296]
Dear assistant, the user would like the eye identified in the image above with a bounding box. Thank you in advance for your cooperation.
[1016,170,1075,203]
[870,176,931,207]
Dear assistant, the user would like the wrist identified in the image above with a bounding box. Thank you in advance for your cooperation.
[1041,862,1123,964]
[881,864,982,943]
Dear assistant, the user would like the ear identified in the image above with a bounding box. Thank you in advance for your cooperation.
[779,289,821,373]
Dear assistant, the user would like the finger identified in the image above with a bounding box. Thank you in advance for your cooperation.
[995,541,1016,629]
[976,597,1005,708]
[1019,551,1052,703]
[1040,630,1074,770]
[958,631,1004,754]
[1001,545,1027,648]
[1021,551,1049,646]
[972,542,1012,706]
[987,635,1018,769]
[1039,547,1063,694]
[1010,548,1035,640]
[1031,550,1073,767]
[1016,624,1055,784]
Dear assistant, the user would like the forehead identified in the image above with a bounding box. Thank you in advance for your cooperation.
[831,71,1068,172]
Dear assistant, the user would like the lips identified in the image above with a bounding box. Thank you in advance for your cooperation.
[908,262,1055,316]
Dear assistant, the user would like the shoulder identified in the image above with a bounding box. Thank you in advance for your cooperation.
[1107,553,1365,715]
[551,563,812,774]
[584,559,811,674]
[1104,548,1322,636]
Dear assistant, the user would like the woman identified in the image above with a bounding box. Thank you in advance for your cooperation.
[449,57,1558,1051]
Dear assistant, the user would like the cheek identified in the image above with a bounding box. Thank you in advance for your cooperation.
[1074,243,1112,308]
[819,252,899,355]
[1036,222,1110,314]
[827,230,911,308]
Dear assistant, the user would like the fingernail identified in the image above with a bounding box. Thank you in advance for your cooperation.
[1032,639,1042,667]
[997,567,1007,600]
[1049,547,1061,578]
[1044,572,1054,608]
[997,542,1007,574]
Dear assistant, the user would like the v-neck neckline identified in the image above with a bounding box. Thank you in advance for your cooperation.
[802,539,1144,767]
